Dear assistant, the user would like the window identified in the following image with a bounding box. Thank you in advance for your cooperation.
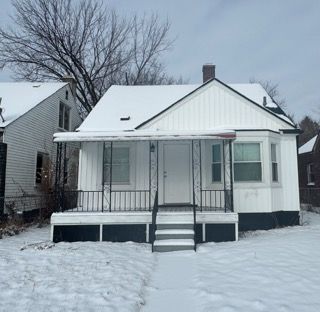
[271,144,278,182]
[212,144,222,182]
[35,152,49,184]
[307,163,315,185]
[65,90,69,100]
[234,143,262,182]
[59,102,70,130]
[104,146,130,184]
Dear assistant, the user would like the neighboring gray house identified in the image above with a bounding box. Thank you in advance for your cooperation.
[0,81,81,214]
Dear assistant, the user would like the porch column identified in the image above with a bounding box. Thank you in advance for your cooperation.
[109,141,113,212]
[229,140,234,212]
[149,140,159,210]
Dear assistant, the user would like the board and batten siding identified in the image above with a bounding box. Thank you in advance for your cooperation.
[139,80,292,132]
[3,84,82,199]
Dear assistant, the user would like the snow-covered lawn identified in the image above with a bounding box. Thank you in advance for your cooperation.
[0,226,156,312]
[1,212,320,312]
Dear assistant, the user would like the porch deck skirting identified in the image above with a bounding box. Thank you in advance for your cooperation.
[50,212,239,244]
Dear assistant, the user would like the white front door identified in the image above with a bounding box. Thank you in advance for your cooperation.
[163,143,191,204]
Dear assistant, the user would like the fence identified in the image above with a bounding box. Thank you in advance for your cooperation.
[300,188,320,208]
[0,193,56,220]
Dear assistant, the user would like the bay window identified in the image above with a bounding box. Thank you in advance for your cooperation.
[234,143,262,182]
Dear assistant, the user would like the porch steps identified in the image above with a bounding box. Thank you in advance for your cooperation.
[155,229,194,240]
[153,211,195,252]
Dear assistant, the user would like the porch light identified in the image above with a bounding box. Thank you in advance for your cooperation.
[150,143,155,153]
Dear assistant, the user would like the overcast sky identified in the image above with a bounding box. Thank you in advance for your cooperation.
[0,0,319,121]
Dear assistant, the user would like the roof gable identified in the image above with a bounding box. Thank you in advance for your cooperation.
[0,82,67,127]
[78,78,295,133]
[138,79,295,131]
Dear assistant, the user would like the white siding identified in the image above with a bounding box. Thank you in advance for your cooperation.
[140,80,292,132]
[3,85,82,198]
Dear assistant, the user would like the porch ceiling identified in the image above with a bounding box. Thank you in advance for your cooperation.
[53,129,236,142]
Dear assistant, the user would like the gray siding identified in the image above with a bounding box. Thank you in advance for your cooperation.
[3,84,82,198]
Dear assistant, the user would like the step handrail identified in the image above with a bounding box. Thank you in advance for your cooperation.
[151,191,159,252]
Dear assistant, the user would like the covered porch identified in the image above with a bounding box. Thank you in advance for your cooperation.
[54,129,236,213]
[52,129,239,248]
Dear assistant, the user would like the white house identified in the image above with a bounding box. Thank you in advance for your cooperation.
[51,65,300,251]
[0,80,82,217]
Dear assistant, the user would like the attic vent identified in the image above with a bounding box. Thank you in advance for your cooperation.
[33,84,41,88]
[120,116,130,121]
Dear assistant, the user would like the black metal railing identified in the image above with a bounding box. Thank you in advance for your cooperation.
[300,188,320,208]
[151,191,159,252]
[200,189,233,212]
[59,190,151,212]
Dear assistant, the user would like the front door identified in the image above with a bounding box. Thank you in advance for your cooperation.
[163,143,191,204]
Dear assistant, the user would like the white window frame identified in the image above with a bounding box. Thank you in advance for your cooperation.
[103,143,135,188]
[59,101,71,131]
[307,163,315,186]
[233,142,262,183]
[271,143,279,183]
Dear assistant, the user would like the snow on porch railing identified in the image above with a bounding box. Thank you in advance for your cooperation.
[59,190,151,212]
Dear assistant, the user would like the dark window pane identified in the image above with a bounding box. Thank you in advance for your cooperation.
[234,163,262,181]
[59,103,64,128]
[212,163,221,182]
[64,107,70,130]
[272,163,278,182]
[212,144,221,162]
[36,153,43,184]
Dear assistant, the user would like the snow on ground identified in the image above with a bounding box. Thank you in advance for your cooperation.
[0,226,156,312]
[1,212,320,312]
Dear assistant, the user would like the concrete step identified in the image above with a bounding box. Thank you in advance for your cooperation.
[153,239,195,252]
[156,212,194,225]
[155,229,194,240]
[156,223,194,230]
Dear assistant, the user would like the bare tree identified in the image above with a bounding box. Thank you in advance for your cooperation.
[0,0,178,115]
[250,78,286,108]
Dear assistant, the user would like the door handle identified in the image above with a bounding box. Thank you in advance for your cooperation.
[163,171,167,178]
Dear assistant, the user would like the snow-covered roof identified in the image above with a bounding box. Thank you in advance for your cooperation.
[54,129,236,142]
[0,82,67,127]
[299,134,319,154]
[78,80,293,132]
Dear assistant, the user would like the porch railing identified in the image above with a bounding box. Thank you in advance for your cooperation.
[59,190,151,212]
[200,189,233,212]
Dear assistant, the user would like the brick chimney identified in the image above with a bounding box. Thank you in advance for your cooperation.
[62,75,77,96]
[202,64,215,83]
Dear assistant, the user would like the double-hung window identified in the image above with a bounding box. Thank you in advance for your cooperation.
[212,144,222,182]
[307,163,315,185]
[271,144,279,182]
[104,146,130,184]
[59,102,70,130]
[234,143,262,182]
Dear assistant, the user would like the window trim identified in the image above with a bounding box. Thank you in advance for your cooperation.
[307,163,315,186]
[59,101,71,131]
[233,142,263,183]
